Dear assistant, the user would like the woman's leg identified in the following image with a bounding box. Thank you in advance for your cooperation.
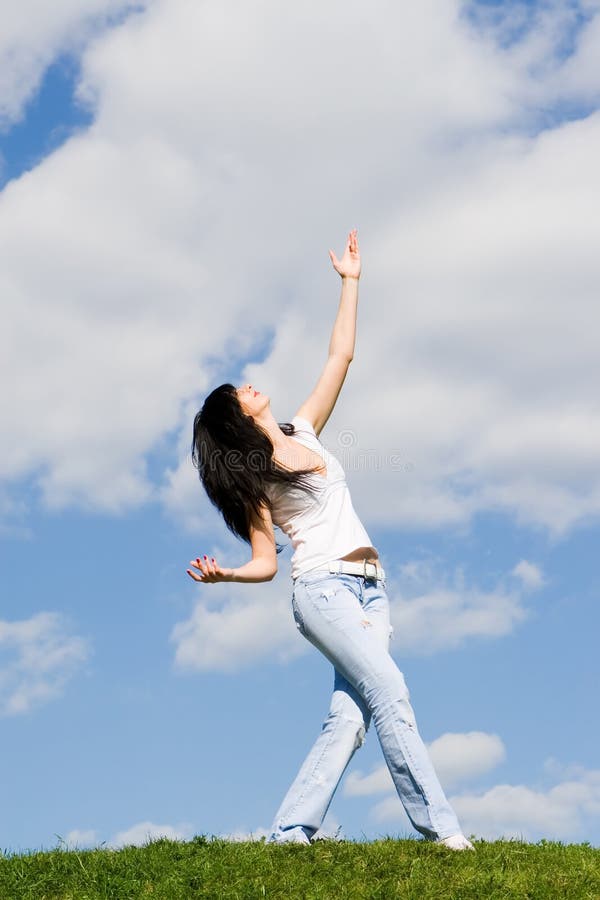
[288,574,462,841]
[267,672,371,843]
[267,576,393,844]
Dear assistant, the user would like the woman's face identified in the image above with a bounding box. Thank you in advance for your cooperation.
[236,384,270,417]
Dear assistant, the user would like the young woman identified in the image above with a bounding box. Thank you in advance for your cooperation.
[187,230,474,851]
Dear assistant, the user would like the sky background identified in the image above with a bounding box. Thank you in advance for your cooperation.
[1,0,600,852]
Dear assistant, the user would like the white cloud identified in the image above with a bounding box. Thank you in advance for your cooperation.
[385,559,541,656]
[171,577,306,673]
[64,829,98,848]
[0,612,90,715]
[63,820,195,849]
[345,766,394,799]
[390,586,527,655]
[467,0,600,110]
[540,2,600,103]
[371,770,600,844]
[0,0,600,540]
[428,732,507,790]
[451,770,600,843]
[0,0,142,126]
[511,560,545,590]
[109,820,194,847]
[358,730,600,844]
[345,731,506,798]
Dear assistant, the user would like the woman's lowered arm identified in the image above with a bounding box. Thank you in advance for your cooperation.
[187,503,277,584]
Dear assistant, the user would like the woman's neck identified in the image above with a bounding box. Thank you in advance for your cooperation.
[253,409,290,450]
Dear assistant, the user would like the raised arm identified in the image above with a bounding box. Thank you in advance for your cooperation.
[295,229,361,437]
[187,502,277,584]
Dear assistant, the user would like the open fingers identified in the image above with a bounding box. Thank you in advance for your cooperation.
[187,554,220,583]
[203,555,217,577]
[187,568,203,581]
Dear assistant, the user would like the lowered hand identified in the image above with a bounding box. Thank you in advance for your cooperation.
[187,555,234,583]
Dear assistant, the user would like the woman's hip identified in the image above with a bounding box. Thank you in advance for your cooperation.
[292,573,392,657]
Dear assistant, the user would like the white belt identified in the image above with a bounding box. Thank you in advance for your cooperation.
[327,559,386,581]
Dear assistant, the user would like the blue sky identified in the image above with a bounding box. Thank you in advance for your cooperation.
[1,0,600,851]
[0,58,91,189]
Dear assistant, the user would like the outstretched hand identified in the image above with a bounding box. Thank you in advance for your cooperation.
[329,229,361,280]
[187,555,234,583]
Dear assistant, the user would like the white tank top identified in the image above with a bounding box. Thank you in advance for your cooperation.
[267,416,374,580]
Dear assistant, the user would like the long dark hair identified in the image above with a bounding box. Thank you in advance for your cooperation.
[191,383,321,553]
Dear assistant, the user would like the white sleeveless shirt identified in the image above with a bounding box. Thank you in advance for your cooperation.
[267,416,374,580]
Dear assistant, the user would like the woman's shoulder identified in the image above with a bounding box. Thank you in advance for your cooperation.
[290,416,326,452]
[291,415,319,439]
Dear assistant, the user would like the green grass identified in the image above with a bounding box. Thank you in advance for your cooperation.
[1,836,599,899]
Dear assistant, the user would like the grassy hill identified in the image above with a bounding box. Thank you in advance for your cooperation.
[1,835,599,899]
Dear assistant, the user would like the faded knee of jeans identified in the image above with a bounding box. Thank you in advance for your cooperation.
[332,714,368,750]
[354,723,366,749]
[394,696,417,729]
[364,676,415,726]
[390,675,416,728]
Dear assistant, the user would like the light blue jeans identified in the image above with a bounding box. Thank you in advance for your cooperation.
[267,570,462,843]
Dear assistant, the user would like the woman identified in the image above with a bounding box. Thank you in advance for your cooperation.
[187,230,474,851]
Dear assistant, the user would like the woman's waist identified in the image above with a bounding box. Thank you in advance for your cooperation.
[293,551,385,584]
[339,545,379,564]
[294,565,386,587]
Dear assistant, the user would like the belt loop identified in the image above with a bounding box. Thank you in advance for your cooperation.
[363,558,368,580]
